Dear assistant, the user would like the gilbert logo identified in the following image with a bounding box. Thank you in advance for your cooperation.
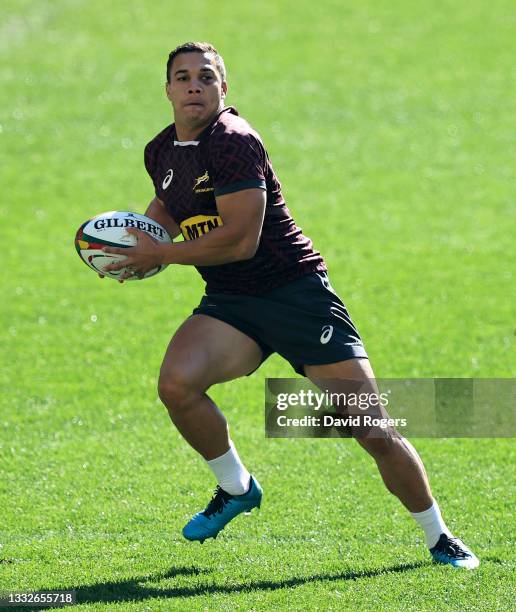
[193,170,213,193]
[320,325,334,344]
[162,169,173,189]
[92,216,165,238]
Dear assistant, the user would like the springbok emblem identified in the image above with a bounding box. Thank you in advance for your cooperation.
[193,170,210,190]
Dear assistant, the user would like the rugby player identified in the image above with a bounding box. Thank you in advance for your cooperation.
[103,42,479,568]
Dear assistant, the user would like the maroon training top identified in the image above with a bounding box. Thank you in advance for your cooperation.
[144,106,326,295]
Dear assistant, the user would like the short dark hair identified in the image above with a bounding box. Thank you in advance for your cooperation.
[166,42,226,83]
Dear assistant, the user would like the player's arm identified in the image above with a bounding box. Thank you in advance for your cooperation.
[103,188,266,272]
[145,196,182,240]
[161,188,266,266]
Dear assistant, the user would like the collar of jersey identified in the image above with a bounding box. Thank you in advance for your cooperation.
[173,106,238,146]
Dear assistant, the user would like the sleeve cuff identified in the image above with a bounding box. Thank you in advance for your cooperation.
[214,179,266,197]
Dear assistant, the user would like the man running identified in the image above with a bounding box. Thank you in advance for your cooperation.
[103,42,479,569]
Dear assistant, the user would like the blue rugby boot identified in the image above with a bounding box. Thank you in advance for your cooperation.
[182,476,262,543]
[429,533,480,569]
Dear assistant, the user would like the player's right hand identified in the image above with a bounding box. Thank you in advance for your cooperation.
[99,271,128,283]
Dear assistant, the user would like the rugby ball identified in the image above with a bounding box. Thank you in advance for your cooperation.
[75,211,172,280]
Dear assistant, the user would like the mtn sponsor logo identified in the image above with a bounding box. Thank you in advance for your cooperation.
[180,214,223,241]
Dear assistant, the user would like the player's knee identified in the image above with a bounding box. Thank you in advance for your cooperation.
[358,429,400,458]
[158,367,200,414]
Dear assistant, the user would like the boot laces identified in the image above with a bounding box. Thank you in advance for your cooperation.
[437,536,469,559]
[202,486,232,518]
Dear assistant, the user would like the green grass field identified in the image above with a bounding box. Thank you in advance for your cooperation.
[1,0,515,609]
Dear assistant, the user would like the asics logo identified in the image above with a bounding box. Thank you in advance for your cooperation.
[317,272,336,294]
[320,325,334,344]
[162,169,174,189]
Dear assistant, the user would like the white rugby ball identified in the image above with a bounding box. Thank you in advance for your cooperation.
[75,210,172,280]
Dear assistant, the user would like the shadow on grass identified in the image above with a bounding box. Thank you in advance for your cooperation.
[21,561,428,609]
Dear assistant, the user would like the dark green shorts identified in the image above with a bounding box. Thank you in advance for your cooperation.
[192,272,368,375]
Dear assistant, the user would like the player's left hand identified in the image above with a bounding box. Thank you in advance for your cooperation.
[102,228,163,281]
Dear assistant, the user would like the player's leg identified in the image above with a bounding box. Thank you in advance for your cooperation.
[158,314,263,542]
[304,358,479,568]
[305,358,432,511]
[159,314,262,459]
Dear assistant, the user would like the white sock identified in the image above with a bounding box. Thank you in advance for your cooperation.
[206,442,251,496]
[411,499,453,548]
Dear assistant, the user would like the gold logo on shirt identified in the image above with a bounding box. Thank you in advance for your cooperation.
[193,170,213,193]
[180,214,223,240]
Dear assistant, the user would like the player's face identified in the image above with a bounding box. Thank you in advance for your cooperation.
[166,52,227,135]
